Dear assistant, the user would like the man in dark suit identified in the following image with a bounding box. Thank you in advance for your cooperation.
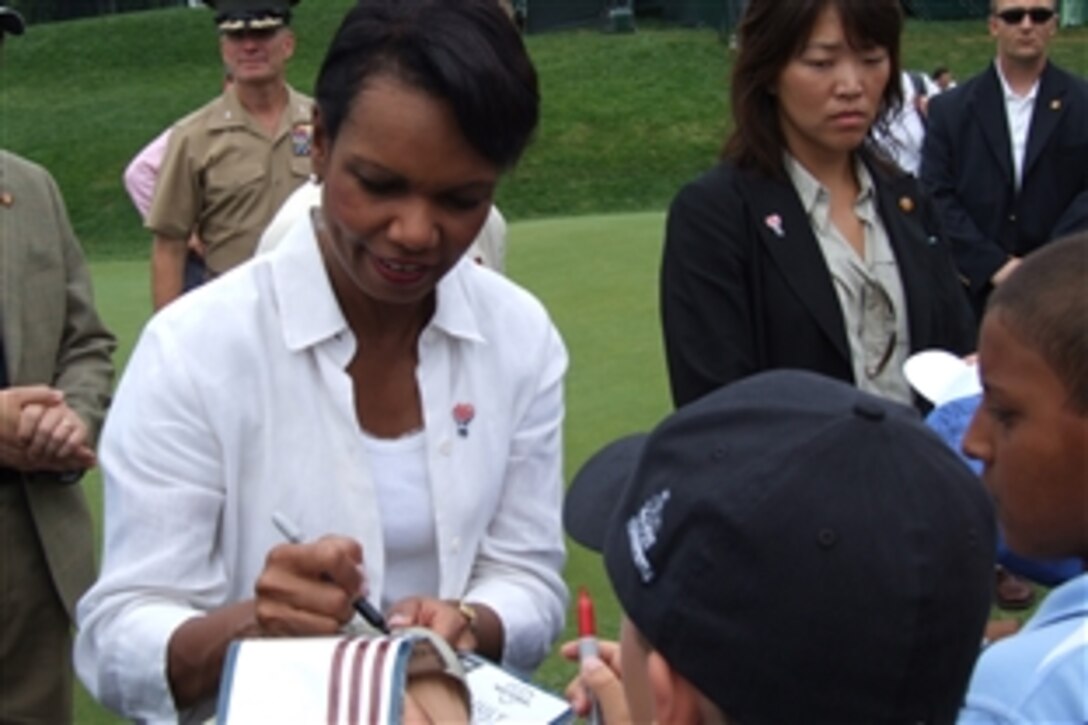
[920,0,1088,317]
[1,8,116,722]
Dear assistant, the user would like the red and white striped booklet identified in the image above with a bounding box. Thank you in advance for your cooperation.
[216,628,470,724]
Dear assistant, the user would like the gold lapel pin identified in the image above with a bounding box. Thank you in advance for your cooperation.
[1050,99,1062,111]
[898,196,915,213]
[0,191,13,208]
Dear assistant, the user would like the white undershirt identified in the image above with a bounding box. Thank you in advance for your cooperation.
[361,428,440,611]
[995,61,1039,190]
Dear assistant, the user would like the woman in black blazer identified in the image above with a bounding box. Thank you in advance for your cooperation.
[661,0,975,409]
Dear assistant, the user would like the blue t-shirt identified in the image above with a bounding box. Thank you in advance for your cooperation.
[959,574,1088,723]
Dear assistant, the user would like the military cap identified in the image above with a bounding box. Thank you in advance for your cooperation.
[0,6,26,37]
[204,0,299,32]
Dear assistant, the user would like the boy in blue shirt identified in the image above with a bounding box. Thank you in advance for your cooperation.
[959,231,1088,722]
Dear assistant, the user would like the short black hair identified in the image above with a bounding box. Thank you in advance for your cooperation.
[315,0,538,170]
[988,233,1088,414]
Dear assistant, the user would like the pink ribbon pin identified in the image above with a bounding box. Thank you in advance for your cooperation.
[453,403,475,437]
[764,213,784,238]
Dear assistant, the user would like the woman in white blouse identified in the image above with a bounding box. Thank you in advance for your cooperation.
[75,2,567,721]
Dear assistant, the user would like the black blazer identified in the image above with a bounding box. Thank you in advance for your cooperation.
[920,62,1088,304]
[660,153,976,409]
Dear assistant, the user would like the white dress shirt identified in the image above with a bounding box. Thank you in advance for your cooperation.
[74,216,568,722]
[995,60,1039,190]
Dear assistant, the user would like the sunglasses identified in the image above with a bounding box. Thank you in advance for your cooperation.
[995,7,1056,24]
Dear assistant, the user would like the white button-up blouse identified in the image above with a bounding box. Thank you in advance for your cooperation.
[74,217,569,723]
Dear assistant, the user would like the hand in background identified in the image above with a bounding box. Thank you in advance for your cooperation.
[18,397,90,460]
[0,386,63,442]
[560,638,630,722]
[0,387,95,471]
[254,535,366,637]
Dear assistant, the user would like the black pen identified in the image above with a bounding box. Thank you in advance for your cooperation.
[271,511,390,634]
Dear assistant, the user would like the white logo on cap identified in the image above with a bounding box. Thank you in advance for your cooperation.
[626,490,670,583]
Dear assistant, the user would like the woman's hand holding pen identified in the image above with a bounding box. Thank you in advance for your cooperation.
[560,639,631,723]
[166,532,374,708]
[254,535,367,636]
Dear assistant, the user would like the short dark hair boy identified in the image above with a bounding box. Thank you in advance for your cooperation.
[959,232,1088,721]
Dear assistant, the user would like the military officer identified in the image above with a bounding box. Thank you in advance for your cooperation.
[148,0,313,310]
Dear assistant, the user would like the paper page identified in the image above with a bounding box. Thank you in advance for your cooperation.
[459,654,573,724]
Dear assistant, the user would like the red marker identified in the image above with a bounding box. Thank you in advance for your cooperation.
[577,587,602,725]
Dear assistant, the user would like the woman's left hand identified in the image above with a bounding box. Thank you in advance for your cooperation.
[386,597,478,652]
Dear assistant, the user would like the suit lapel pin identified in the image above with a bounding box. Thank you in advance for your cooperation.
[1050,99,1062,111]
[453,403,475,438]
[898,196,915,213]
[0,191,13,207]
[764,213,784,238]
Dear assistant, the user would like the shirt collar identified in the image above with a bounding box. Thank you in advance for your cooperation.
[783,152,876,219]
[207,84,312,135]
[994,59,1040,102]
[270,214,348,352]
[430,258,487,344]
[783,152,823,216]
[853,158,877,225]
[207,87,249,131]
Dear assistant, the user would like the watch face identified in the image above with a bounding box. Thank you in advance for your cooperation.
[458,601,478,628]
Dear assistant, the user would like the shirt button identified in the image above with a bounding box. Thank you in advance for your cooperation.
[451,537,461,554]
[439,440,452,456]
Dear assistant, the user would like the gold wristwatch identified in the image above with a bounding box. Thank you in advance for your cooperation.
[457,601,478,633]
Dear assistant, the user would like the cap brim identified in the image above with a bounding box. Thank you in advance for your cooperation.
[0,8,26,36]
[903,349,980,406]
[563,433,647,551]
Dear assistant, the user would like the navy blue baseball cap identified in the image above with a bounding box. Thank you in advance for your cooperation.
[564,370,996,723]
